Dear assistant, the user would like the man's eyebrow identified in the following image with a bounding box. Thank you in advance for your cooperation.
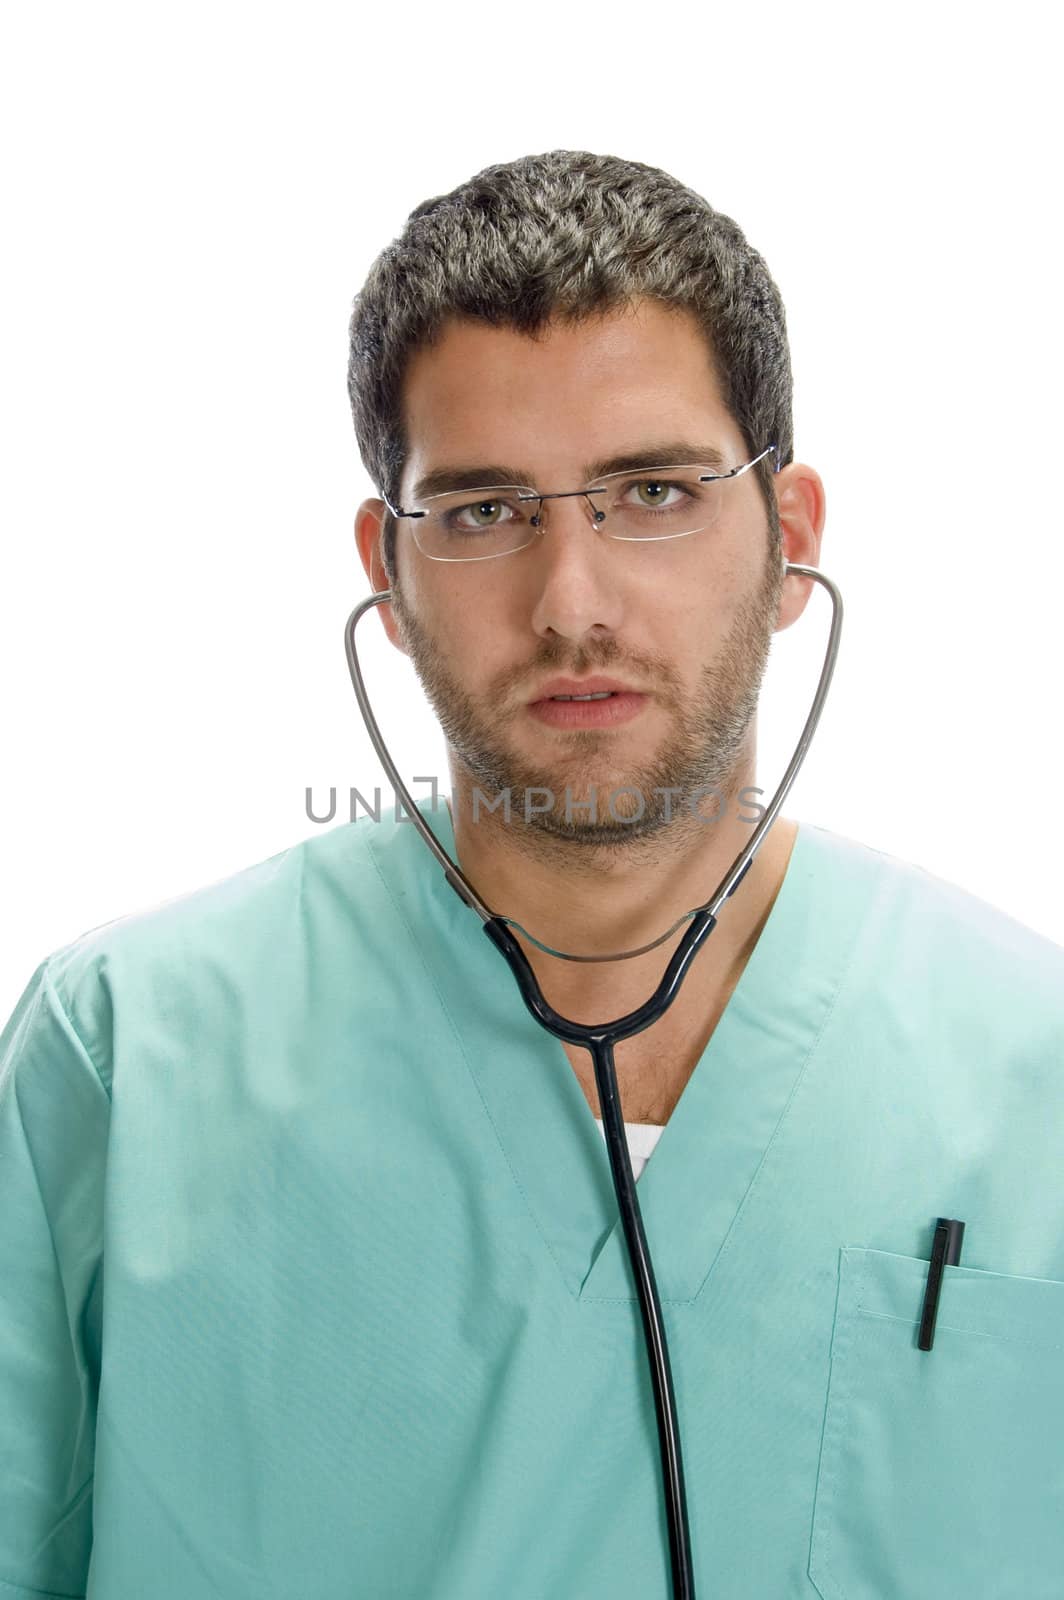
[408,442,730,504]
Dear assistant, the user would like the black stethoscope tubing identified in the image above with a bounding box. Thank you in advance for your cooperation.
[345,563,842,1599]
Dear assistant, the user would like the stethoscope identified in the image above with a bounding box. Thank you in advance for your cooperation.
[344,563,842,1600]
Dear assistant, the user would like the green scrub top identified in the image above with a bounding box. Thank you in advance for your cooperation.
[2,800,1063,1599]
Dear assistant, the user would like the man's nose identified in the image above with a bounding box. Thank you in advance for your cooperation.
[526,493,626,641]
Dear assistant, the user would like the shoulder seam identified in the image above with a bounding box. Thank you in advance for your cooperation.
[42,962,113,1105]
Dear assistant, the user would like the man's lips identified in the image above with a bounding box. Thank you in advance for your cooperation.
[527,675,644,704]
[525,680,649,728]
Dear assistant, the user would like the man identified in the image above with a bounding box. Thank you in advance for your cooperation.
[2,150,1062,1599]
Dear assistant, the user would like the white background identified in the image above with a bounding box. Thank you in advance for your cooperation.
[2,1,1061,1019]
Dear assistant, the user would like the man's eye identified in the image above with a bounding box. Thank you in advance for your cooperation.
[443,497,522,532]
[628,479,684,507]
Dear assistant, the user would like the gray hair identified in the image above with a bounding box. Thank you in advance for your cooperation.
[347,149,792,583]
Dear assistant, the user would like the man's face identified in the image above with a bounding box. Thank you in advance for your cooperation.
[376,298,785,848]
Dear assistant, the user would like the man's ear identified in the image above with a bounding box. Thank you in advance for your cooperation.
[773,462,826,633]
[354,498,407,654]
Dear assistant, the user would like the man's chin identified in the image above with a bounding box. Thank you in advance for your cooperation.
[458,777,689,842]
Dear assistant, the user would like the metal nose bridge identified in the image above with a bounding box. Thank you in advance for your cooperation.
[520,486,607,528]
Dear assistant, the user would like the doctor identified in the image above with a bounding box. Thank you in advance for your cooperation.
[3,148,1063,1600]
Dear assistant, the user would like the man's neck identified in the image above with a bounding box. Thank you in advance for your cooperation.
[444,777,798,1028]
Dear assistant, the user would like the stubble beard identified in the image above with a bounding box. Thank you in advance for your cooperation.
[389,548,785,862]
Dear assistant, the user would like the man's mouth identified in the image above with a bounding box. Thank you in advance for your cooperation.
[548,691,616,702]
[527,688,648,728]
[529,675,644,704]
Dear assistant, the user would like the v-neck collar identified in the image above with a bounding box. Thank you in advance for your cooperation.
[366,799,882,1305]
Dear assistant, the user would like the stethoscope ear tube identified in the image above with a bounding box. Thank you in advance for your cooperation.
[345,566,843,951]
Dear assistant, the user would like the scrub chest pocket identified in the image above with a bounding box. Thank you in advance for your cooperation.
[808,1247,1064,1600]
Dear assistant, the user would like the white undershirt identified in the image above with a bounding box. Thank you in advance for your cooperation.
[592,1119,666,1182]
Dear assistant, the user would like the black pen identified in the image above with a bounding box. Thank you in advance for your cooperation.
[918,1217,965,1351]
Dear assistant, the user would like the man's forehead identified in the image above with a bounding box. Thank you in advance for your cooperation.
[399,301,735,492]
[407,299,712,383]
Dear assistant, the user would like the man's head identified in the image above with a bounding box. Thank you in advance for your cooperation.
[348,151,823,852]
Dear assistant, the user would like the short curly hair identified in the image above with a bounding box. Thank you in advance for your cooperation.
[347,149,792,582]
